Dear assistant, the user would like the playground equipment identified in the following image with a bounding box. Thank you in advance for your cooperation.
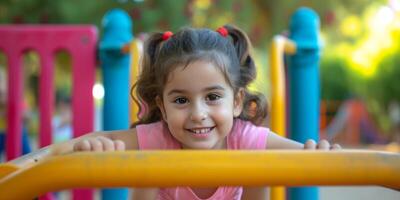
[0,6,399,200]
[287,7,322,200]
[269,33,296,200]
[0,8,144,199]
[0,150,399,199]
[269,7,321,200]
[0,26,97,160]
[0,24,97,199]
[99,9,133,200]
[323,99,388,145]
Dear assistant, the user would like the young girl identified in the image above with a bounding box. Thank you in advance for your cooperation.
[11,25,340,200]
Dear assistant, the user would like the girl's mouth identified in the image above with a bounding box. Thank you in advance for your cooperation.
[186,127,215,137]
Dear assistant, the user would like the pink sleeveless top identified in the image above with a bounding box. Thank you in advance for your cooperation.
[136,119,269,200]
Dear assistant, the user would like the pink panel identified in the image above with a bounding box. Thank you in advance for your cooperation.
[0,25,97,200]
[5,50,23,159]
[39,52,54,147]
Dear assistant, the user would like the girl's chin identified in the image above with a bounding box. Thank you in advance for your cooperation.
[182,145,213,150]
[181,141,224,150]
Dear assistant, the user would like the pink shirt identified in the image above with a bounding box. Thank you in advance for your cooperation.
[136,119,269,200]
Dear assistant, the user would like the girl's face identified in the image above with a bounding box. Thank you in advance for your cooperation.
[157,60,243,149]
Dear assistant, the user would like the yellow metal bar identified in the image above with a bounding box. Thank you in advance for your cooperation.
[269,35,297,137]
[0,163,19,179]
[269,35,296,200]
[283,38,296,54]
[129,39,142,123]
[0,150,399,199]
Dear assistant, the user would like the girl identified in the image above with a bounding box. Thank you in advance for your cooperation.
[11,25,340,200]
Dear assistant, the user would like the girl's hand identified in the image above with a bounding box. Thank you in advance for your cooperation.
[304,139,341,150]
[73,136,126,152]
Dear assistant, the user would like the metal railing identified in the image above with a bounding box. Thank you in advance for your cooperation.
[0,150,399,199]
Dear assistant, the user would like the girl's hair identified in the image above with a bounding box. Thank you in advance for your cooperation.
[131,25,267,126]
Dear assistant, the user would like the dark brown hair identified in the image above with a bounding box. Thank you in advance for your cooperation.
[131,25,267,126]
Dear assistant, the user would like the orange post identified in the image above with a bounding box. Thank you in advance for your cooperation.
[128,39,142,123]
[269,35,296,200]
[1,150,399,199]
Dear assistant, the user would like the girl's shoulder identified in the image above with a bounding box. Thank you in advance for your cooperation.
[135,120,164,131]
[104,121,173,150]
[233,119,270,135]
[136,121,180,150]
[228,119,270,150]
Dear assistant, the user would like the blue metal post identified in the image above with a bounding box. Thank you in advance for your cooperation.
[287,7,322,200]
[99,9,133,200]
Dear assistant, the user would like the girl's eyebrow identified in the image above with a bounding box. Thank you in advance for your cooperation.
[167,89,186,96]
[204,85,225,92]
[167,85,225,96]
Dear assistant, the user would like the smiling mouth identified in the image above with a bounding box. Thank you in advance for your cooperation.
[186,127,215,134]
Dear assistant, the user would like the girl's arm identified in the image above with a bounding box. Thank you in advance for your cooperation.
[241,187,269,200]
[242,132,341,200]
[130,188,159,200]
[9,128,158,199]
[9,129,138,167]
[266,131,341,150]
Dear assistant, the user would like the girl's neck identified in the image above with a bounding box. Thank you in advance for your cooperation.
[180,138,227,150]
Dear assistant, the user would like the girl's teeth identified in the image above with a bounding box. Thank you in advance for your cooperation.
[192,128,210,134]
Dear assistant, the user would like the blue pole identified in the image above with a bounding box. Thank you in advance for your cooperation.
[287,7,322,200]
[99,9,133,200]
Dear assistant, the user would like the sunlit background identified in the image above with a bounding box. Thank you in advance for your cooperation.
[0,0,399,151]
[1,0,400,199]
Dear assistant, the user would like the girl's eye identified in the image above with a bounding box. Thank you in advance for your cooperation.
[174,97,188,104]
[206,93,221,101]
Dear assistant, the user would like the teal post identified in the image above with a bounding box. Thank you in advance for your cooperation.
[287,7,322,200]
[99,9,132,200]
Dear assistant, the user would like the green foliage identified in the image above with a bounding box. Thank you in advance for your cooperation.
[320,54,351,100]
[1,0,397,126]
[0,0,386,47]
[370,45,400,106]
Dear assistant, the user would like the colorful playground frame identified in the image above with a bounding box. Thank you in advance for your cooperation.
[0,25,97,199]
[269,34,296,200]
[0,7,399,200]
[0,150,399,199]
[0,25,97,160]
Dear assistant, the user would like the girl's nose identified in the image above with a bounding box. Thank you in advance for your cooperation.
[190,112,207,122]
[190,104,207,122]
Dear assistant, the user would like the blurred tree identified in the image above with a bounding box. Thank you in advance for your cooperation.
[1,0,397,137]
[370,42,400,107]
[0,0,383,47]
[320,54,351,101]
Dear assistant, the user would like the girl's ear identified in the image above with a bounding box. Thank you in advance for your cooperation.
[233,88,245,117]
[156,96,168,121]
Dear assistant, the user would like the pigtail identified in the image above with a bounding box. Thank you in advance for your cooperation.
[131,32,165,127]
[224,25,268,125]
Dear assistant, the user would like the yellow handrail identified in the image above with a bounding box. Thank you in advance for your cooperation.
[0,163,19,179]
[0,150,399,199]
[129,39,142,123]
[269,35,296,137]
[269,35,296,200]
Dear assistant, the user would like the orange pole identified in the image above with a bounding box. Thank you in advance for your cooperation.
[128,40,142,124]
[1,150,399,199]
[269,35,296,200]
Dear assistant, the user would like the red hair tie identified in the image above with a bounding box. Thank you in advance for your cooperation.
[216,27,228,37]
[162,31,173,41]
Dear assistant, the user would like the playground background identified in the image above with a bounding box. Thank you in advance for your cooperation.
[1,0,400,199]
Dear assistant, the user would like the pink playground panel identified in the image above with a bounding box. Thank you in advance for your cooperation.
[0,25,97,199]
